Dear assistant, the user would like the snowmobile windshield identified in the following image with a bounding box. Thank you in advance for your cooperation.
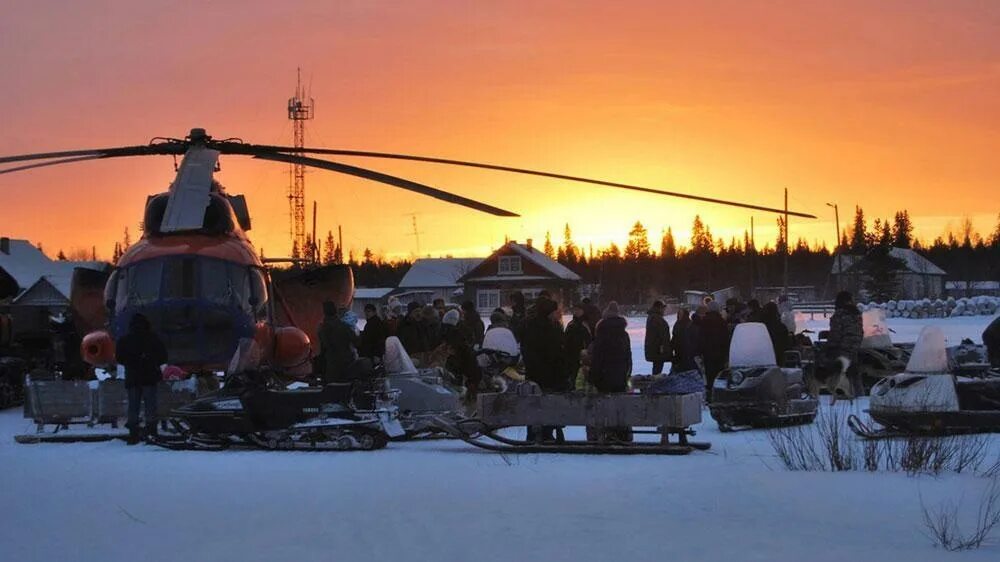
[729,323,777,368]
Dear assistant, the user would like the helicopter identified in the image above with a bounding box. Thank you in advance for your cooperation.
[0,127,816,374]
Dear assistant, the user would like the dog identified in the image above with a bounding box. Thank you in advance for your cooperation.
[806,355,853,404]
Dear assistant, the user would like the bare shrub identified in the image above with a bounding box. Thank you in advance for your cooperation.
[767,424,825,471]
[921,479,1000,551]
[816,407,856,471]
[767,411,990,476]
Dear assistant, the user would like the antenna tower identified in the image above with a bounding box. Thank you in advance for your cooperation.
[287,68,314,255]
[403,213,425,256]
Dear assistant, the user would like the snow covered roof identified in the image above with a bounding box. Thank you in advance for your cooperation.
[0,238,107,302]
[0,238,53,291]
[398,258,484,288]
[945,281,999,290]
[506,243,582,281]
[354,287,394,300]
[831,248,946,276]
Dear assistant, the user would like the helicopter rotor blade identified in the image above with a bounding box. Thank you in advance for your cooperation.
[235,144,816,219]
[0,143,184,166]
[0,155,111,175]
[251,152,520,217]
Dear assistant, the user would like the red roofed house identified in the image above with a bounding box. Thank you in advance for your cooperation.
[459,241,582,312]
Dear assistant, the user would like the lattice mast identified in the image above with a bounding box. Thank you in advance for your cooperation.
[287,68,314,256]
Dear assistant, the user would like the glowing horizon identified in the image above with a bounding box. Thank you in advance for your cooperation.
[1,1,998,262]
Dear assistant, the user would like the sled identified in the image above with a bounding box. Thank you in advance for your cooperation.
[434,391,709,455]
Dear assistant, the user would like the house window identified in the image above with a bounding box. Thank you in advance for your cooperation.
[477,289,500,311]
[498,256,522,275]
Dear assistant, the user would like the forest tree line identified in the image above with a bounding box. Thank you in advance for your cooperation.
[75,209,1000,305]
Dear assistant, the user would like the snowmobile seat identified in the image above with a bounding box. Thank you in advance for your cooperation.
[955,378,1000,411]
[320,382,354,405]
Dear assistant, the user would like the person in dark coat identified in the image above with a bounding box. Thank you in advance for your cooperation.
[985,315,1000,368]
[581,297,602,335]
[761,302,790,365]
[115,313,168,444]
[644,300,672,374]
[358,303,387,360]
[421,305,443,351]
[522,298,566,392]
[745,299,763,324]
[827,290,864,396]
[443,318,482,403]
[458,300,485,347]
[509,291,527,342]
[397,302,426,354]
[486,308,509,332]
[317,301,359,383]
[564,303,593,389]
[521,297,566,441]
[588,302,632,441]
[699,302,730,402]
[589,302,632,393]
[672,308,698,372]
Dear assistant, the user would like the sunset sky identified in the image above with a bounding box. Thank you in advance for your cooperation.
[1,1,998,261]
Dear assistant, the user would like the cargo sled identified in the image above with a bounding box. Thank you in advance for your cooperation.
[849,326,1000,439]
[434,384,708,455]
[709,323,818,431]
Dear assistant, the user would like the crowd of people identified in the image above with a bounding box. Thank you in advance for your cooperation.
[311,289,873,406]
[110,286,877,445]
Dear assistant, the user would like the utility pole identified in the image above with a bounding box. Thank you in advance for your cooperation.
[338,225,344,264]
[783,188,789,294]
[749,216,755,298]
[826,202,841,296]
[311,200,318,264]
[287,67,314,256]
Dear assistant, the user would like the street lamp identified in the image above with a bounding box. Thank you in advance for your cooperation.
[826,202,842,296]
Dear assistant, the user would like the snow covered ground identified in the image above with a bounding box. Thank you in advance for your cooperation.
[3,314,999,562]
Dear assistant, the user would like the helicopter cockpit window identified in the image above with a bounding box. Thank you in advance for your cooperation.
[163,258,197,299]
[121,260,163,310]
[249,268,268,318]
[200,259,251,312]
[104,270,119,307]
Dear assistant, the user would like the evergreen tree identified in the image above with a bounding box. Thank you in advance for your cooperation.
[690,215,713,254]
[334,243,343,265]
[892,210,914,248]
[57,250,67,261]
[660,227,676,260]
[850,206,867,252]
[861,245,906,302]
[624,221,651,260]
[291,240,300,261]
[324,231,336,264]
[363,248,375,264]
[879,218,892,248]
[543,231,555,258]
[561,223,579,264]
[123,227,131,249]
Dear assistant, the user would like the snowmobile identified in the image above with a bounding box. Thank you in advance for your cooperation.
[157,360,404,451]
[382,336,464,438]
[849,326,1000,439]
[946,339,994,378]
[850,309,909,391]
[709,322,818,431]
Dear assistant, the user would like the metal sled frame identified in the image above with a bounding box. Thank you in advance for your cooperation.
[849,411,1000,440]
[436,392,710,455]
[16,378,195,444]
